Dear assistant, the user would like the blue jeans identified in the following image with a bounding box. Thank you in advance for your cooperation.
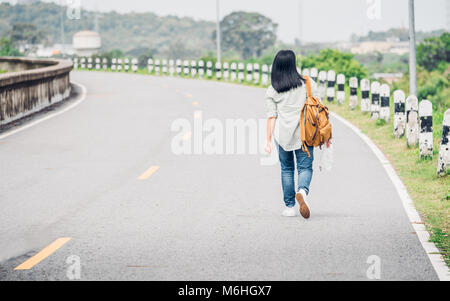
[277,144,314,208]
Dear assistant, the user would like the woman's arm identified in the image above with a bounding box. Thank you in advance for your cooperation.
[265,117,277,153]
[265,86,278,153]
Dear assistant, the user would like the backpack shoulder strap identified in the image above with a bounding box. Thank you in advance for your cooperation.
[304,75,312,99]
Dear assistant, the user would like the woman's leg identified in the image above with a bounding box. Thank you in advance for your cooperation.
[278,144,296,208]
[295,146,314,195]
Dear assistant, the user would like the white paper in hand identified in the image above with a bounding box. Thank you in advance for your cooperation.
[319,144,334,172]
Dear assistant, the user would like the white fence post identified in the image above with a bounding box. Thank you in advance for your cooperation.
[169,59,175,76]
[238,63,244,82]
[327,70,336,102]
[262,64,269,86]
[155,59,160,75]
[310,68,318,82]
[318,71,327,100]
[215,61,222,80]
[132,58,138,73]
[95,58,100,70]
[230,62,237,81]
[162,59,168,75]
[253,63,260,84]
[419,99,433,158]
[380,84,390,122]
[102,58,108,70]
[223,62,229,80]
[360,79,370,112]
[370,81,380,119]
[302,68,310,78]
[183,60,189,77]
[176,59,182,76]
[406,95,419,147]
[336,74,345,105]
[191,60,197,77]
[87,57,93,69]
[198,60,204,78]
[206,61,212,78]
[246,63,253,82]
[437,109,450,176]
[393,90,406,138]
[147,59,153,73]
[124,58,130,72]
[117,59,122,72]
[111,58,117,71]
[349,77,358,110]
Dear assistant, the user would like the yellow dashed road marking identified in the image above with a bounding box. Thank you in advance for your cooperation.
[138,166,160,180]
[14,238,71,270]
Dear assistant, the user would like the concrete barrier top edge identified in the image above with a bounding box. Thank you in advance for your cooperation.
[0,57,73,88]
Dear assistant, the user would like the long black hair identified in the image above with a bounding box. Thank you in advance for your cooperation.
[271,50,305,93]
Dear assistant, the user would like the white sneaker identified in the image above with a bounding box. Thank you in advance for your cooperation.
[296,189,311,219]
[282,207,297,217]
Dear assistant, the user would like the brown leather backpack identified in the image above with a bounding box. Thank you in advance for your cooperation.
[300,76,332,157]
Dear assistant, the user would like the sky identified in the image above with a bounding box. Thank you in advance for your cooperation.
[6,0,449,43]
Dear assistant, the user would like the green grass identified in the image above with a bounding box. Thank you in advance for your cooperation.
[76,66,449,266]
[0,69,7,74]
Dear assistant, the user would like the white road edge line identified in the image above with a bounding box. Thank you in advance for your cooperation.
[331,112,450,281]
[0,81,87,141]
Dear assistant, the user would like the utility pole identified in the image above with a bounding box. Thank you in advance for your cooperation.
[216,0,221,64]
[408,0,417,96]
[60,6,65,57]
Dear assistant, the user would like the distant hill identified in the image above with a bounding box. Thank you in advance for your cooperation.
[0,2,216,58]
[351,28,447,43]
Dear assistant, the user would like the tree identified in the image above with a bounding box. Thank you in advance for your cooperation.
[301,49,368,80]
[108,49,124,58]
[9,23,45,46]
[126,47,155,58]
[213,12,278,59]
[137,51,155,69]
[0,2,216,56]
[167,40,188,59]
[417,32,450,72]
[0,38,22,56]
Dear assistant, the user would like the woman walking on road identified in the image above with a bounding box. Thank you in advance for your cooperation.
[264,50,331,219]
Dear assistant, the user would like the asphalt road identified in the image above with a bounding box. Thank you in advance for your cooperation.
[0,71,438,280]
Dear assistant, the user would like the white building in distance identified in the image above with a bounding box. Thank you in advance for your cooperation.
[73,30,101,57]
[350,41,409,55]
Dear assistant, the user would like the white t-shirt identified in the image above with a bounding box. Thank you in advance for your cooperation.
[265,79,320,151]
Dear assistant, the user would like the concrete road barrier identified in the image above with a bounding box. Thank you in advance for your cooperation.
[0,57,72,127]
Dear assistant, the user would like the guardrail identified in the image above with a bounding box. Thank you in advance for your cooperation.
[0,57,73,127]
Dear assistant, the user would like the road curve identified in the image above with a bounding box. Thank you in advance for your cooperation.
[0,71,438,280]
